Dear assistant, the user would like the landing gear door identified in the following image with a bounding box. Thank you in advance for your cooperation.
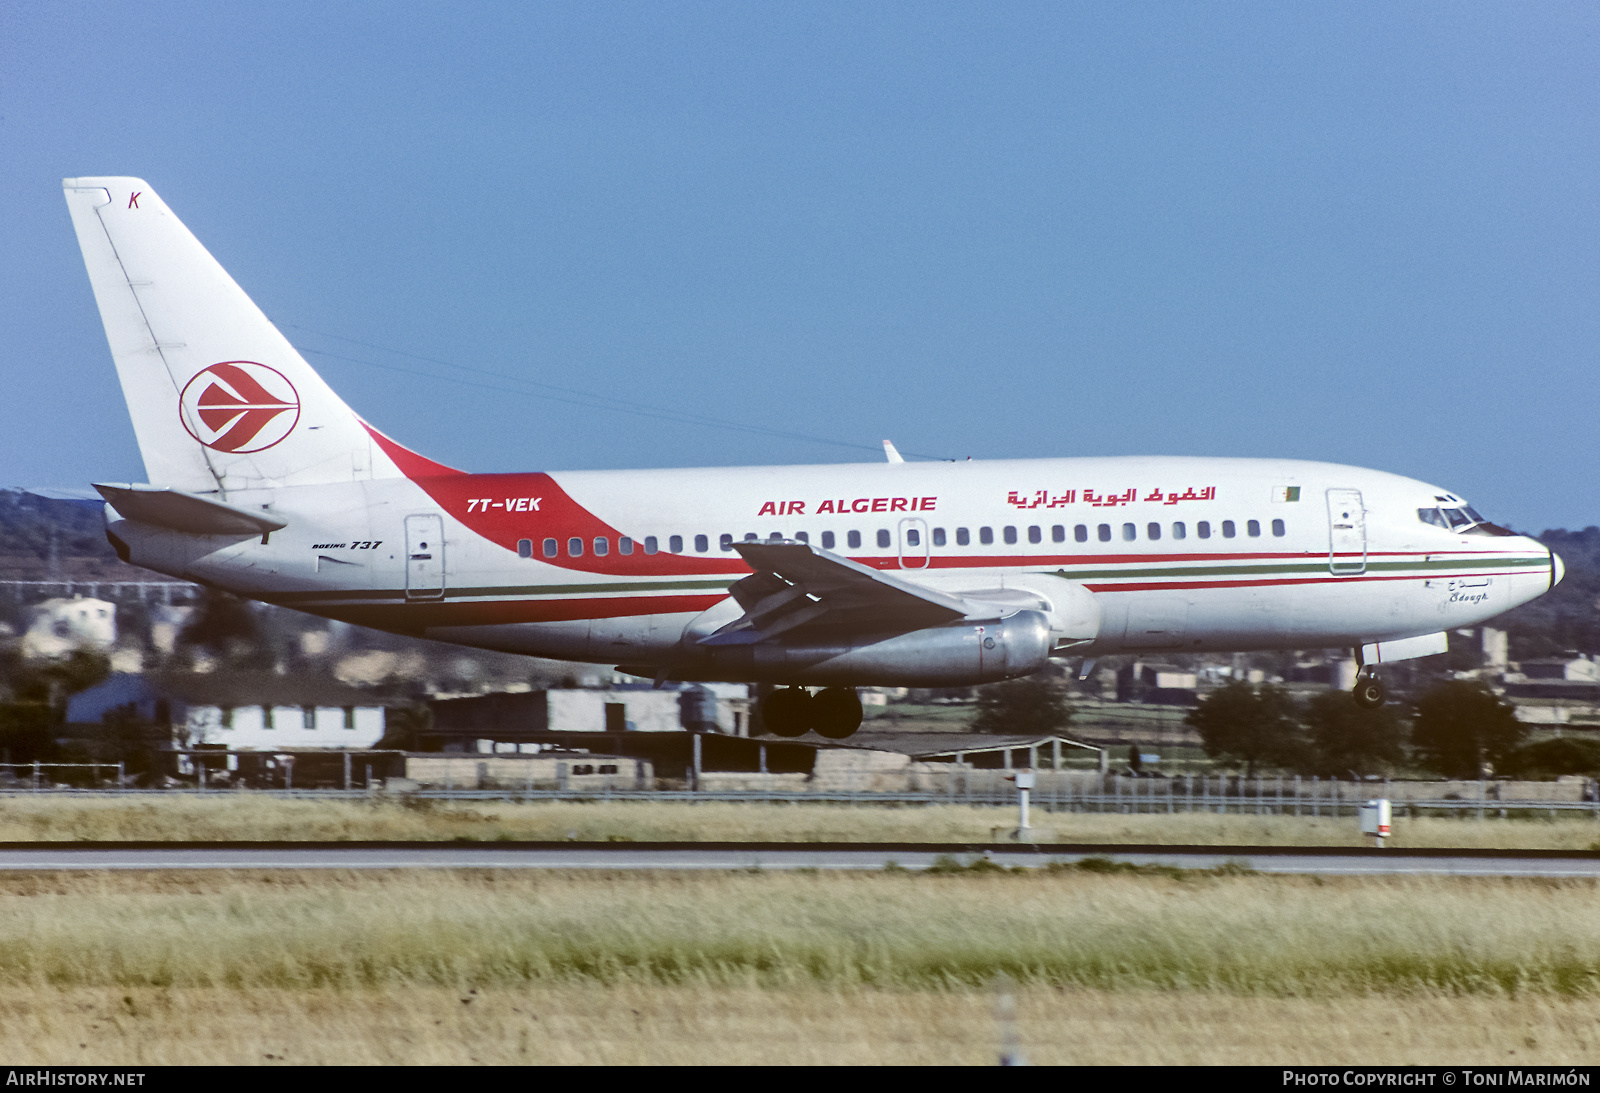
[898,518,929,569]
[405,514,445,599]
[1326,489,1366,575]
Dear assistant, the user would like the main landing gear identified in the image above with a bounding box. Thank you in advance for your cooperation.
[1352,668,1388,709]
[760,687,864,740]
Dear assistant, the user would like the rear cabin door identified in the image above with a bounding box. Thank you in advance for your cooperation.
[1326,489,1367,575]
[405,514,445,599]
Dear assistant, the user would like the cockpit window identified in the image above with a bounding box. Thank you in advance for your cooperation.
[1419,504,1516,537]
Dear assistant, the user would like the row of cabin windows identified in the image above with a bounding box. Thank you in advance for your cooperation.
[514,519,1288,559]
[218,707,360,730]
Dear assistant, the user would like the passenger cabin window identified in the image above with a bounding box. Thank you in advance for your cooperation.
[876,529,891,548]
[744,533,757,542]
[1197,521,1211,539]
[593,537,610,556]
[1097,524,1111,542]
[905,528,920,546]
[847,530,862,549]
[1172,522,1186,540]
[979,527,994,545]
[720,534,734,551]
[517,539,533,558]
[1075,524,1088,543]
[1247,520,1261,538]
[932,528,946,547]
[543,538,558,558]
[619,537,634,555]
[1028,526,1042,544]
[796,531,809,544]
[567,537,584,557]
[644,536,659,555]
[1003,526,1018,545]
[1221,521,1236,538]
[1122,523,1136,542]
[821,531,836,549]
[670,534,684,553]
[956,528,970,546]
[693,534,707,553]
[1271,519,1285,537]
[1051,525,1065,543]
[767,532,782,542]
[1147,522,1161,541]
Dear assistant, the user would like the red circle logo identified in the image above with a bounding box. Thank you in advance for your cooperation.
[179,362,301,453]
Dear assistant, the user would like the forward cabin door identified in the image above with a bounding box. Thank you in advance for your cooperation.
[405,514,445,599]
[1326,489,1367,575]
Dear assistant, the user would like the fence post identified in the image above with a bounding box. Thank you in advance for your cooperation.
[117,761,124,790]
[343,752,352,792]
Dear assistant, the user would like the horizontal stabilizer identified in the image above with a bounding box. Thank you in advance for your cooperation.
[94,482,287,536]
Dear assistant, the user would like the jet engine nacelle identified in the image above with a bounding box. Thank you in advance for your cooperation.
[691,609,1055,687]
[952,574,1102,650]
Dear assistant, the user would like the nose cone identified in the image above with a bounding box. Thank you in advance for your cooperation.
[1551,550,1566,589]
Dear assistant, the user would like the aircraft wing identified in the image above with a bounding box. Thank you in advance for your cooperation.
[699,541,971,645]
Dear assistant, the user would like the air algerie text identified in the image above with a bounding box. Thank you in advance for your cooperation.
[758,497,937,516]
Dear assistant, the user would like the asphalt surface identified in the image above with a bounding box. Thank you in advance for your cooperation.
[0,842,1597,876]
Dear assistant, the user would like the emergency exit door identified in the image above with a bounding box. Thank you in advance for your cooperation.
[405,514,445,599]
[1326,489,1366,575]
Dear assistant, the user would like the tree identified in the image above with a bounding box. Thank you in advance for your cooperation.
[376,704,433,751]
[1500,737,1600,779]
[1302,690,1407,778]
[1410,681,1525,778]
[969,676,1070,736]
[178,589,266,666]
[1185,681,1304,776]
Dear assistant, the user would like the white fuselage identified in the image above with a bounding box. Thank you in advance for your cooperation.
[105,453,1558,681]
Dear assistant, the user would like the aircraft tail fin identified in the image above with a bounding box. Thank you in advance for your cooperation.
[62,178,413,493]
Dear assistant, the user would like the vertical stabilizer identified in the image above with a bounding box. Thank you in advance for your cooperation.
[63,178,392,493]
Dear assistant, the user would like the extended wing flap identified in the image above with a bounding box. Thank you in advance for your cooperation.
[699,541,969,645]
[94,482,287,536]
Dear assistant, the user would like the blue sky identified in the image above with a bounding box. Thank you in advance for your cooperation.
[2,3,1596,531]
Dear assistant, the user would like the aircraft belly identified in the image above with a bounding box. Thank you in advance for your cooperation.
[423,611,691,663]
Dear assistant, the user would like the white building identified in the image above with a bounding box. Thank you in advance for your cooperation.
[65,672,388,750]
[21,596,116,659]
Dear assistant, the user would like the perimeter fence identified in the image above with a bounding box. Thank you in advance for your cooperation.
[0,766,1596,821]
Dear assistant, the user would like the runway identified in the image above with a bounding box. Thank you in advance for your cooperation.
[0,842,1597,876]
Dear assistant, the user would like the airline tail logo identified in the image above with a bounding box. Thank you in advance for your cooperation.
[178,362,301,453]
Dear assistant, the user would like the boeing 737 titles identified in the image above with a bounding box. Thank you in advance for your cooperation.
[61,178,1563,739]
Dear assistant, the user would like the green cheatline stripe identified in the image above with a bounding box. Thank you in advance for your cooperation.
[274,552,1547,606]
[1051,554,1548,582]
[274,578,737,604]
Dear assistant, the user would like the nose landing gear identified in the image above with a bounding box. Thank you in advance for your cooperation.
[1352,669,1387,709]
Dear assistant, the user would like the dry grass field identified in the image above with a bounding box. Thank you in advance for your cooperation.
[0,869,1598,1064]
[8,985,1600,1065]
[0,794,1598,848]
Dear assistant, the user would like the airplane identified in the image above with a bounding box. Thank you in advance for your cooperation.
[61,177,1564,740]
